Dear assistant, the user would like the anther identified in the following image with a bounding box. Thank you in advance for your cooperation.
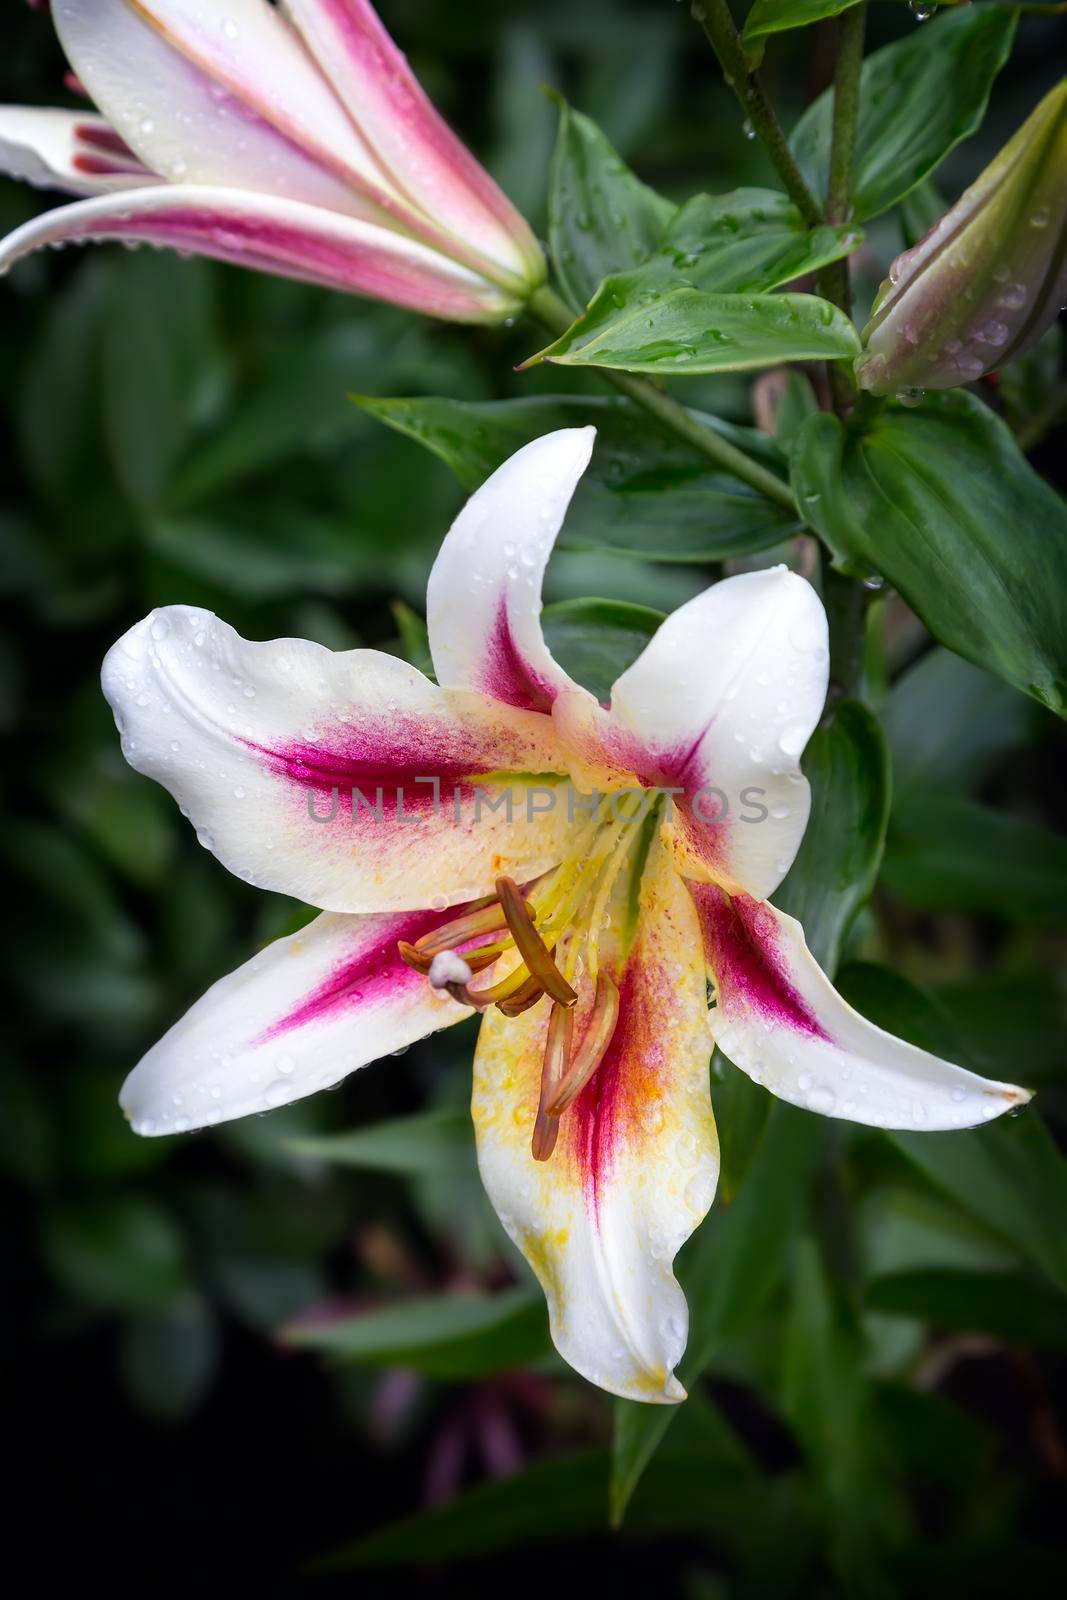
[547,973,620,1115]
[532,1001,574,1162]
[496,876,577,1009]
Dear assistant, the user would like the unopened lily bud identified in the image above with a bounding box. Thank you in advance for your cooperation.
[856,80,1067,396]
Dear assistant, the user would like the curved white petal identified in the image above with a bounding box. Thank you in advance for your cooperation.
[0,108,153,195]
[692,886,1031,1130]
[473,845,718,1402]
[554,567,828,900]
[283,0,543,285]
[102,606,572,914]
[0,186,517,320]
[121,908,472,1134]
[54,0,394,212]
[427,428,597,711]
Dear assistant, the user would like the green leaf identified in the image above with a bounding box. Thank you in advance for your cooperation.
[324,1396,755,1567]
[535,287,861,375]
[144,508,368,600]
[933,972,1067,1087]
[356,393,801,560]
[884,647,1035,799]
[774,699,892,973]
[287,1106,475,1178]
[612,1103,826,1523]
[281,1286,550,1379]
[834,963,1067,1292]
[774,369,820,455]
[388,600,433,676]
[577,187,860,300]
[792,391,1067,717]
[781,1238,892,1596]
[547,97,676,311]
[120,1296,221,1419]
[789,6,1018,221]
[866,1268,1067,1351]
[882,797,1067,922]
[742,0,862,65]
[41,1196,188,1312]
[541,598,663,701]
[102,255,218,508]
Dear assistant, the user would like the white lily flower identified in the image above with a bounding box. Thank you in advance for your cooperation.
[102,428,1030,1404]
[0,0,544,321]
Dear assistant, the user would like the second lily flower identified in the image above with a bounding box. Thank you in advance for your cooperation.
[0,0,544,320]
[103,427,1030,1405]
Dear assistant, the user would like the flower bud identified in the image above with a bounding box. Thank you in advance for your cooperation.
[856,80,1067,396]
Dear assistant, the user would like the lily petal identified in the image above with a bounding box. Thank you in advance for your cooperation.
[427,428,597,711]
[121,907,474,1135]
[553,567,828,899]
[283,0,544,285]
[0,108,153,194]
[0,185,521,319]
[54,0,395,211]
[472,843,718,1402]
[102,606,573,914]
[692,885,1031,1130]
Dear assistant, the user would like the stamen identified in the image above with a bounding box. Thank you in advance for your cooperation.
[496,877,577,1008]
[467,960,542,1011]
[414,900,511,958]
[496,973,545,1017]
[397,940,432,974]
[532,1001,574,1162]
[546,973,621,1115]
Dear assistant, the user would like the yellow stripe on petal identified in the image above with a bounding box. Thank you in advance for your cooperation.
[472,842,717,1403]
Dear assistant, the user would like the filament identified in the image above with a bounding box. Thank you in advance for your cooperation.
[547,973,620,1114]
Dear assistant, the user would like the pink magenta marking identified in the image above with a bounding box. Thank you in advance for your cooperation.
[74,123,138,158]
[258,903,465,1042]
[80,208,489,317]
[482,601,556,713]
[72,154,149,178]
[241,710,520,821]
[317,0,526,235]
[693,886,827,1038]
[568,961,670,1210]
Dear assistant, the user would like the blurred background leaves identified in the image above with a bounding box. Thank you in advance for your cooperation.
[3,1,1067,1594]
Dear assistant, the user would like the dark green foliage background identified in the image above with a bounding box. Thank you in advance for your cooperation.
[2,2,1066,1593]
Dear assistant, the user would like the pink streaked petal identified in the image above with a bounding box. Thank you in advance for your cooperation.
[53,0,402,215]
[692,885,1032,1130]
[472,844,717,1403]
[283,0,544,287]
[120,907,473,1135]
[0,107,154,196]
[0,186,521,320]
[102,605,572,915]
[427,429,597,710]
[556,567,828,901]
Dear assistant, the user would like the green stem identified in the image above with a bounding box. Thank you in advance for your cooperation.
[817,4,868,697]
[527,284,798,513]
[692,0,824,228]
[817,3,866,409]
[823,566,868,701]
